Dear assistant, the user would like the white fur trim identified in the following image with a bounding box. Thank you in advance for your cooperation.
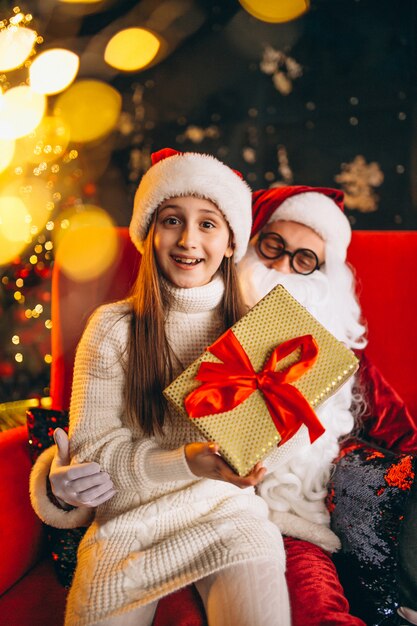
[29,445,94,529]
[268,192,351,261]
[129,152,252,263]
[270,511,341,553]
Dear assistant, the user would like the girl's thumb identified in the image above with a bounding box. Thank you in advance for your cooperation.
[207,442,219,455]
[53,428,70,464]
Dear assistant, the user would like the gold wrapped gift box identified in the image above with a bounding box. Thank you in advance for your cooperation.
[164,285,359,476]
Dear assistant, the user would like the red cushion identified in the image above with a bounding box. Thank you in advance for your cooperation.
[50,229,140,411]
[348,231,417,420]
[284,537,366,626]
[0,426,45,596]
[0,558,66,626]
[155,587,207,626]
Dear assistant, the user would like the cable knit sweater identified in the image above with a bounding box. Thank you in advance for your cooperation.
[50,275,292,626]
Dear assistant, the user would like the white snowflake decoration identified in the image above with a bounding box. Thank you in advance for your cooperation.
[179,125,220,144]
[260,46,303,95]
[118,112,134,136]
[128,147,151,182]
[335,155,384,213]
[242,147,256,164]
[270,145,294,188]
[123,84,152,183]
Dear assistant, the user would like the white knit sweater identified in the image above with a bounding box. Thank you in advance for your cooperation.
[51,275,291,626]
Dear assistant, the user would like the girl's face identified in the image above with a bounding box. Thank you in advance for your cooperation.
[153,195,234,289]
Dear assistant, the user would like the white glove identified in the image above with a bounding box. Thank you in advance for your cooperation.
[49,428,116,508]
[398,607,417,625]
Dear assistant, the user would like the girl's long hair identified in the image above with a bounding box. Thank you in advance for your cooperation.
[125,217,246,436]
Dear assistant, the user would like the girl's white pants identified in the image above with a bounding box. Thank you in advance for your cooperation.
[95,557,290,626]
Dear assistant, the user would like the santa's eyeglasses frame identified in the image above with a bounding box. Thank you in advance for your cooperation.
[256,232,321,275]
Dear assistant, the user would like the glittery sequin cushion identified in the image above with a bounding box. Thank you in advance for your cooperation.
[26,408,86,588]
[328,439,416,626]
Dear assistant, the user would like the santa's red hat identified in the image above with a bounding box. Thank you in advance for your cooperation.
[130,148,252,263]
[251,186,351,261]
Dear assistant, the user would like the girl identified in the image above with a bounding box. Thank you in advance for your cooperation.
[55,148,291,626]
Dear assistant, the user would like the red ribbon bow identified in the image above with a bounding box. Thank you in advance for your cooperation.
[184,329,325,445]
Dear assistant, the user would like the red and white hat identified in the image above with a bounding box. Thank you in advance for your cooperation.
[251,186,351,261]
[130,148,252,263]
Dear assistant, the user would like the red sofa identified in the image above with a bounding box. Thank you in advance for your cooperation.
[0,425,67,625]
[1,229,416,625]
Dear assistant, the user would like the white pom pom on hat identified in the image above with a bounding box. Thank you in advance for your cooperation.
[251,186,351,261]
[129,148,252,263]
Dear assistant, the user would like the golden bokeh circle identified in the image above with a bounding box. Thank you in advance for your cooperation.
[53,80,122,144]
[239,0,310,23]
[54,206,119,281]
[104,28,160,71]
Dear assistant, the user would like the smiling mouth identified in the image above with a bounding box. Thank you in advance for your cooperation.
[172,256,203,266]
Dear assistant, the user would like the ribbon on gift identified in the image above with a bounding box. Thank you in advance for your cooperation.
[184,329,325,444]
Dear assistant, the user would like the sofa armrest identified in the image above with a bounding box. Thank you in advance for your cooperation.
[0,425,46,595]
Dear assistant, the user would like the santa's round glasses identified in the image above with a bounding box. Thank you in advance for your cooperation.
[257,232,321,275]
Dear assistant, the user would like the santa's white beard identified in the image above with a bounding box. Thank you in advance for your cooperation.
[237,245,362,545]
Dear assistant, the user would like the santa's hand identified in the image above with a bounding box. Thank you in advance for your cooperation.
[49,428,117,508]
[184,442,266,488]
[398,607,417,625]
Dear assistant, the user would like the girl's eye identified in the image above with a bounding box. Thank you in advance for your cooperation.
[163,216,181,226]
[201,221,215,229]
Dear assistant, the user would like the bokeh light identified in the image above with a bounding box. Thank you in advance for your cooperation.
[0,25,37,72]
[29,48,79,95]
[0,85,46,140]
[53,80,122,143]
[0,195,30,241]
[53,206,118,281]
[3,178,53,236]
[239,0,310,23]
[104,28,160,71]
[56,0,105,17]
[0,196,31,265]
[0,138,15,173]
[59,0,103,3]
[15,115,70,164]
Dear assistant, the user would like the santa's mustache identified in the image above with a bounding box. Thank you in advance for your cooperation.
[237,245,330,311]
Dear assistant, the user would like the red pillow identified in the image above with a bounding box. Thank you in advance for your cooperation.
[328,439,416,625]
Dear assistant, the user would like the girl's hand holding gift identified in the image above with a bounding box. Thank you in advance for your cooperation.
[185,441,266,488]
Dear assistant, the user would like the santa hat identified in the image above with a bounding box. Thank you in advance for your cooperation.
[251,186,351,261]
[130,148,252,263]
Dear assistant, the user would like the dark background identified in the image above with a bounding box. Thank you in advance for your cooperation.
[15,0,417,229]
